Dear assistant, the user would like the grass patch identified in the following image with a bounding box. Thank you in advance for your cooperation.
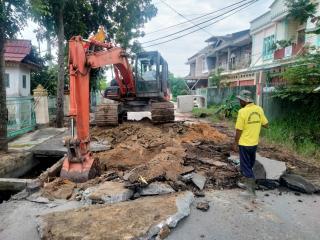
[192,106,220,122]
[261,116,320,160]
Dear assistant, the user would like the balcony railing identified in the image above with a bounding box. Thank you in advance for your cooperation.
[274,43,305,60]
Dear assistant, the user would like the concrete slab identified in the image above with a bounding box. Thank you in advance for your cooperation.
[0,199,83,240]
[32,130,110,157]
[0,152,35,178]
[0,178,32,191]
[38,192,194,240]
[192,173,207,190]
[256,154,286,180]
[82,181,134,204]
[9,128,67,152]
[127,111,151,121]
[228,154,286,181]
[139,182,175,196]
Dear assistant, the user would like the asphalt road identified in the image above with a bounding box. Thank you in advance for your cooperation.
[167,189,320,240]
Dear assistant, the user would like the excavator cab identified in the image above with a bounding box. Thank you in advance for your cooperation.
[135,51,169,99]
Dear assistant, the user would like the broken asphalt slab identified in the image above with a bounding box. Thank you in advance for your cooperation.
[191,173,207,190]
[38,192,194,240]
[281,174,318,194]
[255,154,286,180]
[228,154,286,181]
[82,181,134,204]
[139,182,175,196]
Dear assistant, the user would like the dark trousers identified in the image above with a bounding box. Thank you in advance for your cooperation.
[239,145,257,179]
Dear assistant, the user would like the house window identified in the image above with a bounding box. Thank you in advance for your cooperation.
[22,75,27,89]
[5,73,10,88]
[263,35,275,60]
[230,53,236,70]
[202,56,208,73]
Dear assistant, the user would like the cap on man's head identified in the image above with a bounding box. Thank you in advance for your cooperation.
[237,90,254,103]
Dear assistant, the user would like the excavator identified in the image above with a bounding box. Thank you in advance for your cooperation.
[60,27,174,182]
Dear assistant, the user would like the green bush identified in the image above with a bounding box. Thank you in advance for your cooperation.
[216,95,240,119]
[262,113,320,160]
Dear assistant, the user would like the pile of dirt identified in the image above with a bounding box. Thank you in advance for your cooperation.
[180,123,229,144]
[41,178,76,200]
[92,122,237,191]
[93,122,188,170]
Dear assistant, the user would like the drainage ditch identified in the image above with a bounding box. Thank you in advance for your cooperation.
[0,154,63,204]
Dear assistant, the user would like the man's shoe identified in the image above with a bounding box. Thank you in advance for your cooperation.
[237,179,246,189]
[239,178,256,199]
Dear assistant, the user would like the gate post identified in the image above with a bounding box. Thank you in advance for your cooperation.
[33,84,49,125]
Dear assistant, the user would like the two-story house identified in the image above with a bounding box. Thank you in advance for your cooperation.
[185,29,252,90]
[249,0,320,103]
[4,39,39,97]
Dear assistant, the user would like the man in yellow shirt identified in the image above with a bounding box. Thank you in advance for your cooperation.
[233,90,269,197]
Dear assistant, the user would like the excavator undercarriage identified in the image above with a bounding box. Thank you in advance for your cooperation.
[95,101,175,126]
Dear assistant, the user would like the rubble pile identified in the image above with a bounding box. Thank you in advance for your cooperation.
[92,122,238,192]
[183,141,239,189]
[35,122,242,239]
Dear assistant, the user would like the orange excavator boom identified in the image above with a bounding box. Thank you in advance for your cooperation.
[60,34,136,182]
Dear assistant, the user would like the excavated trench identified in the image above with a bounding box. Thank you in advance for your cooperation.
[0,154,63,203]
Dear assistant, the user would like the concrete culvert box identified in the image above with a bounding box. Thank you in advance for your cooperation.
[177,95,194,113]
[177,95,206,113]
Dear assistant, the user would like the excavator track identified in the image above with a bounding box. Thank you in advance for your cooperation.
[151,102,175,124]
[95,103,119,126]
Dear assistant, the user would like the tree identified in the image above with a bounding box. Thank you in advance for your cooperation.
[31,66,58,96]
[168,73,189,99]
[285,0,320,34]
[31,0,157,127]
[208,69,223,87]
[0,0,27,151]
[285,0,318,24]
[273,53,320,102]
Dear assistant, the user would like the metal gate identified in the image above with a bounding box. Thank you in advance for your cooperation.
[7,97,36,138]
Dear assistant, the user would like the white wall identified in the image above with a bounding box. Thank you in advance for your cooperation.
[251,25,276,67]
[5,64,31,97]
[5,66,20,97]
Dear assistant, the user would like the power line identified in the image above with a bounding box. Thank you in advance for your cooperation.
[143,0,258,48]
[145,0,251,35]
[141,0,256,45]
[158,0,212,36]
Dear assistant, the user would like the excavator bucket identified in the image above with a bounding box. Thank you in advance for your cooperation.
[60,154,100,183]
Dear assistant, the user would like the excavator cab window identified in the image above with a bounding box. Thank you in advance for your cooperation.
[135,52,160,96]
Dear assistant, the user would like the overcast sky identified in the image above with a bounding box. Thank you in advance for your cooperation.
[21,0,274,78]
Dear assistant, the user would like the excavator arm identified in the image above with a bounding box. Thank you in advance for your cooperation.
[61,35,136,182]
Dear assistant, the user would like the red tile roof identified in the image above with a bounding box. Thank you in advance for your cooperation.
[4,39,32,63]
